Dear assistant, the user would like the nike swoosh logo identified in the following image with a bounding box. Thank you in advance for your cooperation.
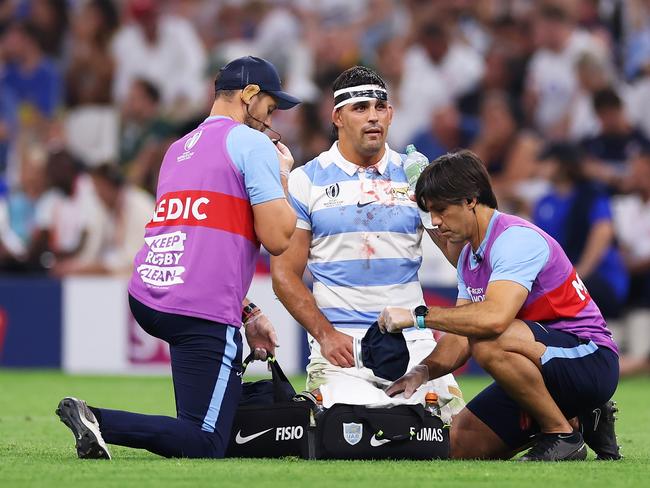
[356,201,373,208]
[592,408,601,431]
[370,435,391,447]
[235,428,273,444]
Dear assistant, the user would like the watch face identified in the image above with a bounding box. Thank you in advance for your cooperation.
[414,305,428,317]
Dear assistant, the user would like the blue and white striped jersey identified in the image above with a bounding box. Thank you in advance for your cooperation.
[288,142,431,339]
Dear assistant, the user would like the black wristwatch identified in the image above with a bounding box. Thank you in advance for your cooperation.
[414,305,429,329]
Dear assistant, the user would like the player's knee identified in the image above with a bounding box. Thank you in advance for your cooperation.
[469,337,499,368]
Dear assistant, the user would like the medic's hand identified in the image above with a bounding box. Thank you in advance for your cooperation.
[378,307,416,333]
[244,313,279,360]
[275,141,295,174]
[385,364,429,399]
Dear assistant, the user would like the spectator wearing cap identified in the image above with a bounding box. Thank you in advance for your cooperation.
[533,143,629,319]
[56,56,301,460]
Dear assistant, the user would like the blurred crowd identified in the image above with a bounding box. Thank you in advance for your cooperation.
[0,0,648,372]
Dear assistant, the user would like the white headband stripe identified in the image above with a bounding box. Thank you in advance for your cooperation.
[333,84,387,98]
[334,96,385,110]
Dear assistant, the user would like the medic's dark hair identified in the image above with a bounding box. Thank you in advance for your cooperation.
[415,150,498,212]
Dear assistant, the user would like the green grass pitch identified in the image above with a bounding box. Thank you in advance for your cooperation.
[1,371,649,488]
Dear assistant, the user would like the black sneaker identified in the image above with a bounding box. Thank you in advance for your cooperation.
[580,401,622,460]
[519,432,587,461]
[56,397,111,460]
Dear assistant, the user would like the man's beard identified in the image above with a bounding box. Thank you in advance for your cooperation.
[244,104,267,132]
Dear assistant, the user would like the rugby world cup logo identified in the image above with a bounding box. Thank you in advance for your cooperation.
[325,183,340,199]
[184,130,203,151]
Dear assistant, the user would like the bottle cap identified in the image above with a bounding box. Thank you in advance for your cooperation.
[406,144,416,154]
[425,392,438,403]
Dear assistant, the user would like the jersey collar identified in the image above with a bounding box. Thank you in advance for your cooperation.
[330,142,390,176]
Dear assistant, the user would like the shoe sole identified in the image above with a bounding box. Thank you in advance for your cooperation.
[564,442,588,461]
[56,397,111,460]
[596,453,622,460]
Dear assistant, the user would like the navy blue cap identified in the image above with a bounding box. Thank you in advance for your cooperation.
[361,322,410,381]
[215,56,301,110]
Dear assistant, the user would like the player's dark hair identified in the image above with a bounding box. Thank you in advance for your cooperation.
[331,66,386,137]
[593,87,622,113]
[415,150,498,212]
[332,66,386,95]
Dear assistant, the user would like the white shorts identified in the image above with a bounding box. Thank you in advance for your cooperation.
[306,333,465,424]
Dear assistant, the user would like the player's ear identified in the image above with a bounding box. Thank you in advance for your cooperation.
[241,84,261,105]
[332,108,343,129]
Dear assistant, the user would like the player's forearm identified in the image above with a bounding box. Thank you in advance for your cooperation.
[425,301,513,338]
[272,270,335,342]
[420,333,470,380]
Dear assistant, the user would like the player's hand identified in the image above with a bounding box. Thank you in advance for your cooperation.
[378,307,415,333]
[244,313,279,360]
[275,141,295,174]
[319,329,354,368]
[385,364,429,399]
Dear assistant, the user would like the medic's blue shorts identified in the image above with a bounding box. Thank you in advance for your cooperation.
[466,321,619,449]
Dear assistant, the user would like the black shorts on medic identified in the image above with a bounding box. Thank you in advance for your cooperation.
[466,321,619,450]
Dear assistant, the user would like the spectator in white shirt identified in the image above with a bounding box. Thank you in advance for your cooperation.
[111,0,207,117]
[28,150,104,271]
[525,4,605,139]
[52,163,153,276]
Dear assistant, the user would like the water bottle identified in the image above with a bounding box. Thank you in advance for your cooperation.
[404,144,435,229]
[403,144,429,194]
[310,391,326,426]
[424,391,441,418]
